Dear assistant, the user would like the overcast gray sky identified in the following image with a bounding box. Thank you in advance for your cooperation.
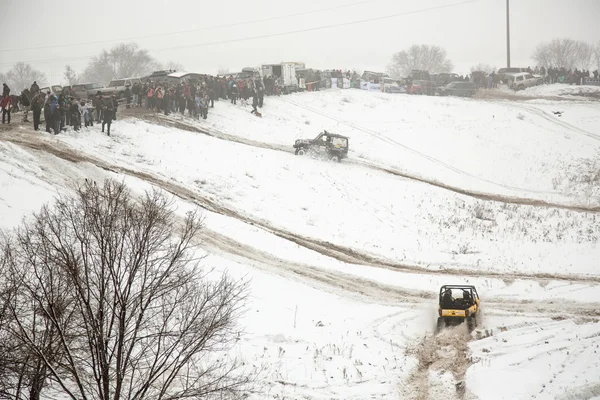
[1,0,598,84]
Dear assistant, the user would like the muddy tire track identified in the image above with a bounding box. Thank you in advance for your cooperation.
[200,229,433,304]
[504,102,600,142]
[141,103,600,213]
[2,129,600,288]
[401,325,475,400]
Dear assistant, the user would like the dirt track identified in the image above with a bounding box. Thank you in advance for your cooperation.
[130,103,600,214]
[2,122,600,400]
[1,126,599,287]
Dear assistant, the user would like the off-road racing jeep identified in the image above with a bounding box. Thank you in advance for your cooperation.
[437,285,480,332]
[293,131,349,162]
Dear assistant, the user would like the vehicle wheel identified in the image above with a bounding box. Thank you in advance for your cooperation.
[297,148,306,156]
[517,85,525,91]
[436,317,445,333]
[467,316,477,331]
[330,155,340,163]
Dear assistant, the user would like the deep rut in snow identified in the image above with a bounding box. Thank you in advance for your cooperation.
[141,110,600,214]
[2,128,600,289]
[401,325,475,400]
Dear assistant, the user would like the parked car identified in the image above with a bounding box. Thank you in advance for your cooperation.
[96,77,143,99]
[408,80,431,95]
[293,131,349,162]
[505,72,540,91]
[69,82,104,99]
[39,85,63,95]
[437,81,477,97]
[380,77,407,93]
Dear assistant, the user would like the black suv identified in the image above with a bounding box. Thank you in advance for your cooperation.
[293,131,349,162]
[437,81,477,97]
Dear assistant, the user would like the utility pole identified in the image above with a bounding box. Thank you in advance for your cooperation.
[506,0,511,68]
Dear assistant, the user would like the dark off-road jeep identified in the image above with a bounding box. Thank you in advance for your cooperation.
[293,131,349,162]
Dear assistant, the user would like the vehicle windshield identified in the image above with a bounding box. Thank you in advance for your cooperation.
[108,80,125,87]
[84,83,103,89]
[52,85,62,92]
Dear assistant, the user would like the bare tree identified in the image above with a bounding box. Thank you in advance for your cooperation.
[63,65,79,86]
[594,41,600,73]
[531,38,587,70]
[575,42,593,70]
[217,66,230,75]
[470,63,496,74]
[80,43,157,84]
[3,62,46,91]
[1,179,251,400]
[387,44,453,78]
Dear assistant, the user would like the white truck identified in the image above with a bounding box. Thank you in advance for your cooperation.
[261,62,305,94]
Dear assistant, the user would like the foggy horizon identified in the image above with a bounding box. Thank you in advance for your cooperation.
[1,0,599,84]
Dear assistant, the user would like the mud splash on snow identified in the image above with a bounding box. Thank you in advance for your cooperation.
[401,324,475,400]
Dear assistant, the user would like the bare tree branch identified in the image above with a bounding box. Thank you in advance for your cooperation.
[1,179,252,400]
[387,44,453,78]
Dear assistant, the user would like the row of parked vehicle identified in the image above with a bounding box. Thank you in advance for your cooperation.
[378,67,543,98]
[40,76,149,100]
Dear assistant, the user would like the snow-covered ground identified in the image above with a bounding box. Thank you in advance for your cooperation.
[1,87,599,399]
[512,83,600,98]
[182,88,600,202]
[39,118,600,276]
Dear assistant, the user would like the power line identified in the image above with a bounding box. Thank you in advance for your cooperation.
[0,0,386,53]
[0,0,477,67]
[151,0,478,53]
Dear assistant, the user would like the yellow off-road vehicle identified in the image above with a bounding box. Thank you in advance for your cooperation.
[437,285,480,332]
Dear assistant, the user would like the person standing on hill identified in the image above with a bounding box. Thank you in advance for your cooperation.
[124,85,132,108]
[2,83,10,97]
[30,91,45,131]
[20,88,31,122]
[102,100,114,136]
[30,81,39,96]
[230,84,238,105]
[1,95,13,123]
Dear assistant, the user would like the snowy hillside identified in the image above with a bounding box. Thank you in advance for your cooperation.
[1,88,599,400]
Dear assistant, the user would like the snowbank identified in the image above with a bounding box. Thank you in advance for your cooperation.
[517,83,600,98]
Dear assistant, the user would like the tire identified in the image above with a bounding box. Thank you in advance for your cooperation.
[330,154,340,163]
[296,148,306,156]
[436,317,445,333]
[517,85,525,91]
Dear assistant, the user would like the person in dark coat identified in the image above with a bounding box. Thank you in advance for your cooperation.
[230,84,238,105]
[30,81,39,96]
[124,85,132,108]
[257,86,264,108]
[178,93,186,114]
[52,97,62,134]
[111,95,118,120]
[57,94,67,131]
[31,92,45,131]
[2,83,9,97]
[250,89,259,115]
[94,93,103,123]
[163,90,170,115]
[102,101,114,136]
[44,95,53,133]
[70,99,81,131]
[20,89,31,122]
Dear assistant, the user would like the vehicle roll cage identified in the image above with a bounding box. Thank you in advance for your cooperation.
[439,285,479,301]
